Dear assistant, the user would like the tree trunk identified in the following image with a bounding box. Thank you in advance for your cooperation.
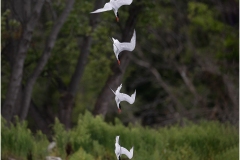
[68,0,105,96]
[19,0,75,120]
[57,0,105,129]
[2,0,45,121]
[28,101,51,136]
[222,75,238,109]
[93,2,143,116]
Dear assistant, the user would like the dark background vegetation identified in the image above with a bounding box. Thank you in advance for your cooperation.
[2,113,239,159]
[1,0,239,135]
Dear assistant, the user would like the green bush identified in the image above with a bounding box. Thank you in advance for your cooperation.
[1,112,239,160]
[1,117,49,160]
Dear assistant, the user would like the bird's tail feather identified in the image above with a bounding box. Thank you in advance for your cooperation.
[129,147,134,159]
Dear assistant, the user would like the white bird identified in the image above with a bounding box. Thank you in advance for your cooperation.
[110,84,136,113]
[45,156,62,160]
[47,141,56,153]
[115,136,134,160]
[90,0,133,22]
[111,30,136,65]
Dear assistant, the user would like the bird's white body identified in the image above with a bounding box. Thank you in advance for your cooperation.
[45,156,62,160]
[91,0,133,21]
[47,142,56,152]
[111,30,136,64]
[110,84,136,112]
[46,142,61,160]
[115,136,134,160]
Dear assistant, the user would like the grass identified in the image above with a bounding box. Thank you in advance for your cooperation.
[1,112,239,160]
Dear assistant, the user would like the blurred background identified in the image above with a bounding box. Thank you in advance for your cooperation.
[1,0,239,135]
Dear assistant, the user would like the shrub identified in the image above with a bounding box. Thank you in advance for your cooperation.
[1,117,49,160]
[1,112,239,160]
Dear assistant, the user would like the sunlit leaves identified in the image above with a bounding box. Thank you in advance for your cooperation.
[188,2,224,32]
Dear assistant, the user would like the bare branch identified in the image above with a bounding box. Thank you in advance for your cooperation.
[222,75,238,109]
[46,0,57,21]
[9,0,24,23]
[174,63,199,99]
[23,0,31,21]
[129,46,185,113]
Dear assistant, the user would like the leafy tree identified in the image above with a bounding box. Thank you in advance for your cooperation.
[1,0,238,132]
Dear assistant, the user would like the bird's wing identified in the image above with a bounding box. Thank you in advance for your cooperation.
[116,84,123,92]
[47,142,56,152]
[114,0,133,8]
[118,30,136,52]
[119,90,136,104]
[120,146,134,159]
[91,3,112,13]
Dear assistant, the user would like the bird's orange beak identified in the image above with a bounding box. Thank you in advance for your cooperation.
[118,60,120,65]
[116,17,119,22]
[118,109,121,113]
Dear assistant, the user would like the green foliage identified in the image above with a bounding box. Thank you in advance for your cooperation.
[52,118,69,157]
[24,0,118,121]
[2,113,238,160]
[214,145,239,160]
[1,117,49,159]
[1,9,21,44]
[69,148,94,160]
[188,2,224,32]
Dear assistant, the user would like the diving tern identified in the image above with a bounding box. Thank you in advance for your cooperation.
[110,84,136,113]
[90,0,133,22]
[115,136,134,160]
[111,30,136,65]
[45,156,62,160]
[47,141,56,152]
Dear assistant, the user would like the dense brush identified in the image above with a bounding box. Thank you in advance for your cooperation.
[2,112,239,160]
